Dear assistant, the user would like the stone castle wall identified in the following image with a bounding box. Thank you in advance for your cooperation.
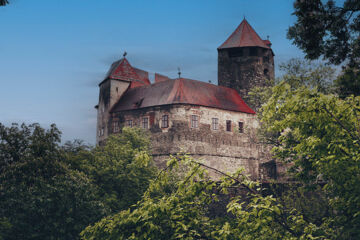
[111,104,273,180]
[218,47,274,102]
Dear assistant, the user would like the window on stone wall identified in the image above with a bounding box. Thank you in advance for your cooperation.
[113,121,120,132]
[142,117,148,129]
[126,120,133,127]
[212,118,219,130]
[99,127,104,136]
[161,115,169,128]
[191,115,198,128]
[238,122,244,133]
[263,56,269,63]
[226,120,231,132]
[264,68,269,75]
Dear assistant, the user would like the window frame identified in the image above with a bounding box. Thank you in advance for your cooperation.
[212,118,219,130]
[161,114,169,128]
[226,120,232,132]
[191,115,199,128]
[238,121,244,133]
[126,119,133,128]
[113,121,120,132]
[142,117,149,129]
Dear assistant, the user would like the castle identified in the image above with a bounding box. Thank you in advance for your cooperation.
[95,19,277,180]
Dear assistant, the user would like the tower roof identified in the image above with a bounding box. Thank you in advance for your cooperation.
[100,57,150,87]
[218,19,270,49]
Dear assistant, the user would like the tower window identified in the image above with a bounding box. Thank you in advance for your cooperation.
[161,115,169,128]
[212,118,219,130]
[264,68,269,77]
[263,56,269,63]
[116,87,119,92]
[142,117,149,129]
[226,120,232,132]
[249,48,257,56]
[238,122,244,133]
[191,115,199,128]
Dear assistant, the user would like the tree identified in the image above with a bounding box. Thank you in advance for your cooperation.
[0,123,106,240]
[81,154,325,240]
[0,0,9,6]
[288,0,360,67]
[247,58,336,112]
[261,83,360,238]
[77,127,157,214]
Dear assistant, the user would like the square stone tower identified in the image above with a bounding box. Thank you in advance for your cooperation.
[218,19,274,102]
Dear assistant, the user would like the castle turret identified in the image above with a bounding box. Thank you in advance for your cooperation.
[96,57,150,144]
[218,19,274,103]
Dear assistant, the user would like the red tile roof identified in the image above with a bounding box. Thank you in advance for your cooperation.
[111,78,255,114]
[155,73,170,83]
[101,58,151,88]
[219,19,270,49]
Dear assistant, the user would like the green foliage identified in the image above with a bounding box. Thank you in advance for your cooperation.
[261,83,360,238]
[81,154,325,240]
[247,58,336,114]
[81,127,157,213]
[288,0,360,67]
[0,123,105,240]
[335,67,360,98]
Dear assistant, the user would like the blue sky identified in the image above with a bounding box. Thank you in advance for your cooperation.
[0,0,304,144]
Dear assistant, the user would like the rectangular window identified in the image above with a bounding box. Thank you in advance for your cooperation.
[113,121,119,132]
[191,115,198,128]
[142,117,149,129]
[161,115,169,128]
[126,120,133,127]
[238,122,244,133]
[99,127,104,136]
[212,118,219,130]
[226,120,231,132]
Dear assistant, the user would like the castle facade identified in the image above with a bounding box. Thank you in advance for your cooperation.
[95,19,276,180]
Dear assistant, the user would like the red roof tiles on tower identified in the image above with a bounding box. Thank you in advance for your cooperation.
[218,19,270,49]
[100,57,151,88]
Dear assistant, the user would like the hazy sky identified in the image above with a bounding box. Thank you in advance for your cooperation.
[0,0,304,145]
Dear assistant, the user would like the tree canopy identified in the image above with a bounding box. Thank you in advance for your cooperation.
[288,0,360,67]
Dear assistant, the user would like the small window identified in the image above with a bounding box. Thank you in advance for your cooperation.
[161,115,169,128]
[264,68,269,76]
[226,120,232,132]
[113,121,120,132]
[116,87,119,92]
[99,127,104,136]
[142,117,149,129]
[238,122,244,133]
[191,115,199,128]
[126,120,133,127]
[263,56,269,63]
[212,118,219,130]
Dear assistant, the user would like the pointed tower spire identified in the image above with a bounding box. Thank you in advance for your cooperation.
[218,19,270,49]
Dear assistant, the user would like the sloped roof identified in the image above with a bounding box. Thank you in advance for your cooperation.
[100,58,151,88]
[219,19,270,49]
[111,78,255,114]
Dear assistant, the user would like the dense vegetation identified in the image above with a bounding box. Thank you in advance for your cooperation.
[0,125,156,240]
